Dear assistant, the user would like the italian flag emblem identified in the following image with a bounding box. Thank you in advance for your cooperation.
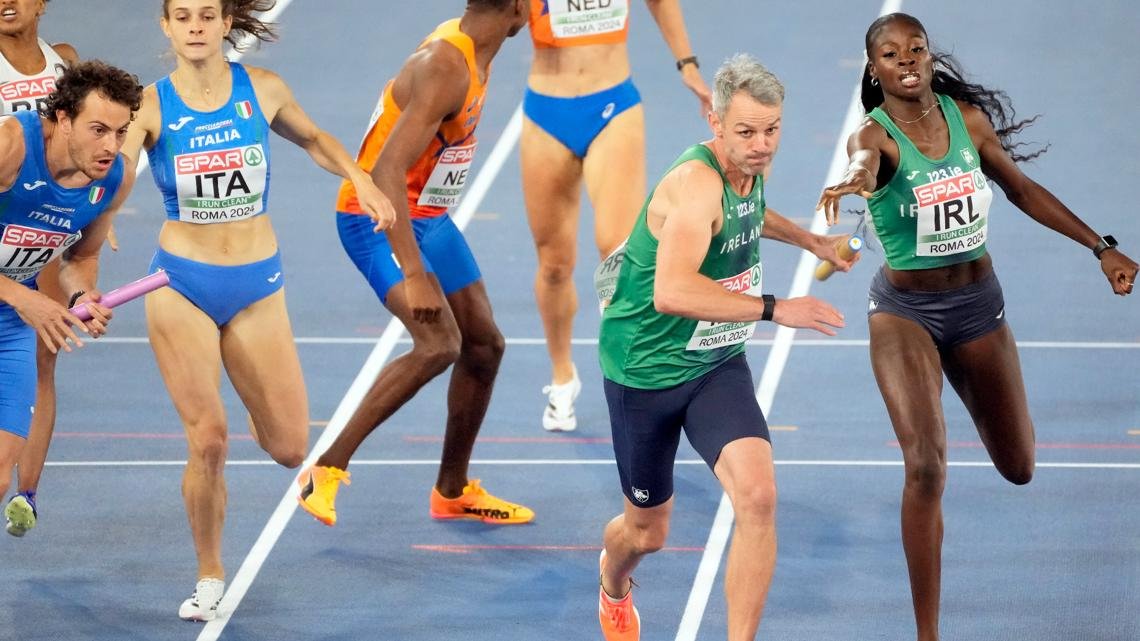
[88,186,105,204]
[235,100,253,119]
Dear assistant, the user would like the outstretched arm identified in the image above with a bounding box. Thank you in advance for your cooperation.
[252,67,394,231]
[644,0,711,115]
[963,102,1137,295]
[817,118,884,225]
[762,207,858,273]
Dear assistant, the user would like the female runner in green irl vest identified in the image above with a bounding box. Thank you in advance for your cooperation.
[818,12,1138,641]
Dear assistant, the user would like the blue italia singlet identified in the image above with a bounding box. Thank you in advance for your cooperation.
[0,110,125,289]
[147,62,271,224]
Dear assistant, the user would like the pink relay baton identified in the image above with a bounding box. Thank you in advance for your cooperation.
[69,270,170,321]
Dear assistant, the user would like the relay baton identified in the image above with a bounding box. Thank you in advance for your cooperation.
[69,270,170,321]
[814,235,863,281]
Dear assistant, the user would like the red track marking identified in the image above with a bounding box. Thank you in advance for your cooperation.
[888,439,1140,450]
[54,431,255,441]
[403,435,613,444]
[413,544,704,555]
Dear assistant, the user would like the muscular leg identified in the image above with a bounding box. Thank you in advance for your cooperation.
[870,313,948,641]
[316,275,461,470]
[147,287,228,580]
[16,339,57,494]
[0,432,25,500]
[582,105,646,258]
[942,325,1035,485]
[221,289,307,469]
[16,262,65,495]
[434,280,505,497]
[713,437,778,641]
[521,117,583,385]
[601,497,672,599]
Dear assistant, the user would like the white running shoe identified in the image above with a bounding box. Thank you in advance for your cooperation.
[179,578,225,622]
[542,366,581,432]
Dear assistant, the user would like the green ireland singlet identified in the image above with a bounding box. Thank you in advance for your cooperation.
[867,93,994,270]
[599,144,765,390]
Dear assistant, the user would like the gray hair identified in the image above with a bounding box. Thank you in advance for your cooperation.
[712,54,785,118]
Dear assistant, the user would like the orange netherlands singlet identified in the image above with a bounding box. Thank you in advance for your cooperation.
[336,19,486,219]
[529,0,630,49]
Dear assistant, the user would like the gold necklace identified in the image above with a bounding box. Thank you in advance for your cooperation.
[885,101,940,125]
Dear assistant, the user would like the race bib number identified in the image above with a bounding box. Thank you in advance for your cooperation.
[912,169,992,257]
[594,239,626,312]
[0,75,57,114]
[417,143,476,208]
[175,144,267,224]
[686,263,763,351]
[0,224,81,282]
[548,0,628,40]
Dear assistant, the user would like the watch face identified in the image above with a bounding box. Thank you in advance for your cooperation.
[1095,235,1119,258]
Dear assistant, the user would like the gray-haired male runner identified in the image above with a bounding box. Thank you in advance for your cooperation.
[595,54,855,641]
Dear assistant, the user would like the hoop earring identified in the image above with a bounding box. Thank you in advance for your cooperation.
[870,77,879,87]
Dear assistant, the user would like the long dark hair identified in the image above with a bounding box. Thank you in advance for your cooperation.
[163,0,278,51]
[861,13,1046,162]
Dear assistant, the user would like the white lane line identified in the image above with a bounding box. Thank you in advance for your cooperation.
[89,336,1140,348]
[45,458,1140,469]
[195,103,525,641]
[673,2,904,639]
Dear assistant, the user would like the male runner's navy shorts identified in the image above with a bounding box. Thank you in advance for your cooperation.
[604,354,770,509]
[337,212,481,304]
[868,266,1006,349]
[0,306,36,438]
[150,248,284,327]
[523,77,642,158]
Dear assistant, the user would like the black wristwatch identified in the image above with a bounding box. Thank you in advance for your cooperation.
[676,56,699,72]
[67,290,86,308]
[1093,235,1118,259]
[761,294,776,321]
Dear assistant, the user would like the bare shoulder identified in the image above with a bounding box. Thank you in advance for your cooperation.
[653,157,723,220]
[0,116,27,153]
[954,99,997,134]
[135,83,162,130]
[243,64,288,94]
[413,39,470,80]
[0,116,27,186]
[665,157,723,192]
[394,41,470,113]
[50,42,79,66]
[122,84,162,161]
[850,114,887,146]
[242,64,293,120]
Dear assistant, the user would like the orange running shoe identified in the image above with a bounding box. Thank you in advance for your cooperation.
[598,550,640,641]
[297,465,351,526]
[429,479,534,524]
